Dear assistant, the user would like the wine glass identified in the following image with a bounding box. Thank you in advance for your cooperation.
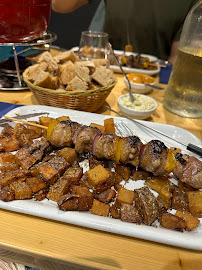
[78,31,109,60]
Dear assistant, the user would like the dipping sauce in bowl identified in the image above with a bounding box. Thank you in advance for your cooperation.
[124,73,156,94]
[118,94,157,119]
[127,73,155,84]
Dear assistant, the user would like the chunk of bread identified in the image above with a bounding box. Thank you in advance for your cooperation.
[59,61,76,85]
[38,51,58,72]
[92,66,116,86]
[34,71,59,90]
[54,50,79,64]
[26,62,48,82]
[66,76,88,91]
[75,63,91,83]
[76,61,95,74]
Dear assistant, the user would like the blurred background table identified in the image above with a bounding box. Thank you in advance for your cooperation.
[0,68,201,270]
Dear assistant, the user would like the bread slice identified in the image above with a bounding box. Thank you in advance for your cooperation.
[38,51,58,72]
[66,76,88,91]
[26,62,48,82]
[58,61,76,85]
[34,71,59,90]
[75,63,91,83]
[54,50,79,64]
[92,66,116,87]
[75,61,95,74]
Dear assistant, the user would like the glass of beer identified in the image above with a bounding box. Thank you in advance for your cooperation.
[78,31,109,60]
[163,1,202,118]
[0,0,51,43]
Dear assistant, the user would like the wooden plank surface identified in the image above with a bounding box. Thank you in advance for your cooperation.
[0,53,201,269]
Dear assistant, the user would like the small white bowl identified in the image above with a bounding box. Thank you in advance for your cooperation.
[118,94,157,120]
[124,73,156,94]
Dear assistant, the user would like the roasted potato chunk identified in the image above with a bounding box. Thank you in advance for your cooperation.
[175,210,200,231]
[120,203,142,223]
[91,199,110,216]
[117,187,135,205]
[187,191,202,218]
[104,118,115,133]
[159,213,186,232]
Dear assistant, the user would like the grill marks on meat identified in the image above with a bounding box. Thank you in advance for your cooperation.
[139,140,168,176]
[173,154,202,189]
[120,136,143,166]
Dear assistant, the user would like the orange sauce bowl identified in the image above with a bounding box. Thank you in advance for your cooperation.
[124,73,156,94]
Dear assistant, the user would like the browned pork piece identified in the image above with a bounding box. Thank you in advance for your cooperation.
[139,140,168,176]
[49,120,81,147]
[173,153,202,189]
[72,125,101,154]
[92,133,117,160]
[119,136,143,166]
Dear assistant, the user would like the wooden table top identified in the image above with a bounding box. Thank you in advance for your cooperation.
[0,66,201,270]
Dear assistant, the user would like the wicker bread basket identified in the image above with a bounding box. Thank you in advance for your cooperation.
[23,68,117,112]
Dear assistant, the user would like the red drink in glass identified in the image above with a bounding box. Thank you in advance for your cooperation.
[0,0,51,43]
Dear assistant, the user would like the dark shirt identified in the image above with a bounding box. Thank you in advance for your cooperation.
[104,0,198,60]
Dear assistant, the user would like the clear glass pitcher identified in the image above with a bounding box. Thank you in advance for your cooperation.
[163,0,202,118]
[0,0,51,43]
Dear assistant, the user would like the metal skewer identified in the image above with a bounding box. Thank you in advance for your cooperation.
[105,105,202,157]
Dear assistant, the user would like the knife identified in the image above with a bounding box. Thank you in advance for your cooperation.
[105,106,202,158]
[0,112,49,125]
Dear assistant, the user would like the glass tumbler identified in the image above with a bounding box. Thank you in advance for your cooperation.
[78,31,109,60]
[163,0,202,118]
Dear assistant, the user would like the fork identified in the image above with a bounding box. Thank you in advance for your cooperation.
[115,121,135,137]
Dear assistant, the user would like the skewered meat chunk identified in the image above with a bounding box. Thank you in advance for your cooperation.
[159,213,186,232]
[134,186,161,225]
[73,126,101,154]
[49,120,80,147]
[120,136,143,166]
[93,133,117,160]
[120,204,143,223]
[173,153,202,189]
[139,140,168,176]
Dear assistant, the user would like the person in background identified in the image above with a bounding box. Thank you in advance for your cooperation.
[51,0,198,64]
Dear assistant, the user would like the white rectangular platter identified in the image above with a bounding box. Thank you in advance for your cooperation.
[0,105,201,250]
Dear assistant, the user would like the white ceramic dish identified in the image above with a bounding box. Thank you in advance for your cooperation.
[124,75,156,94]
[71,47,160,75]
[118,94,157,119]
[0,105,202,250]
